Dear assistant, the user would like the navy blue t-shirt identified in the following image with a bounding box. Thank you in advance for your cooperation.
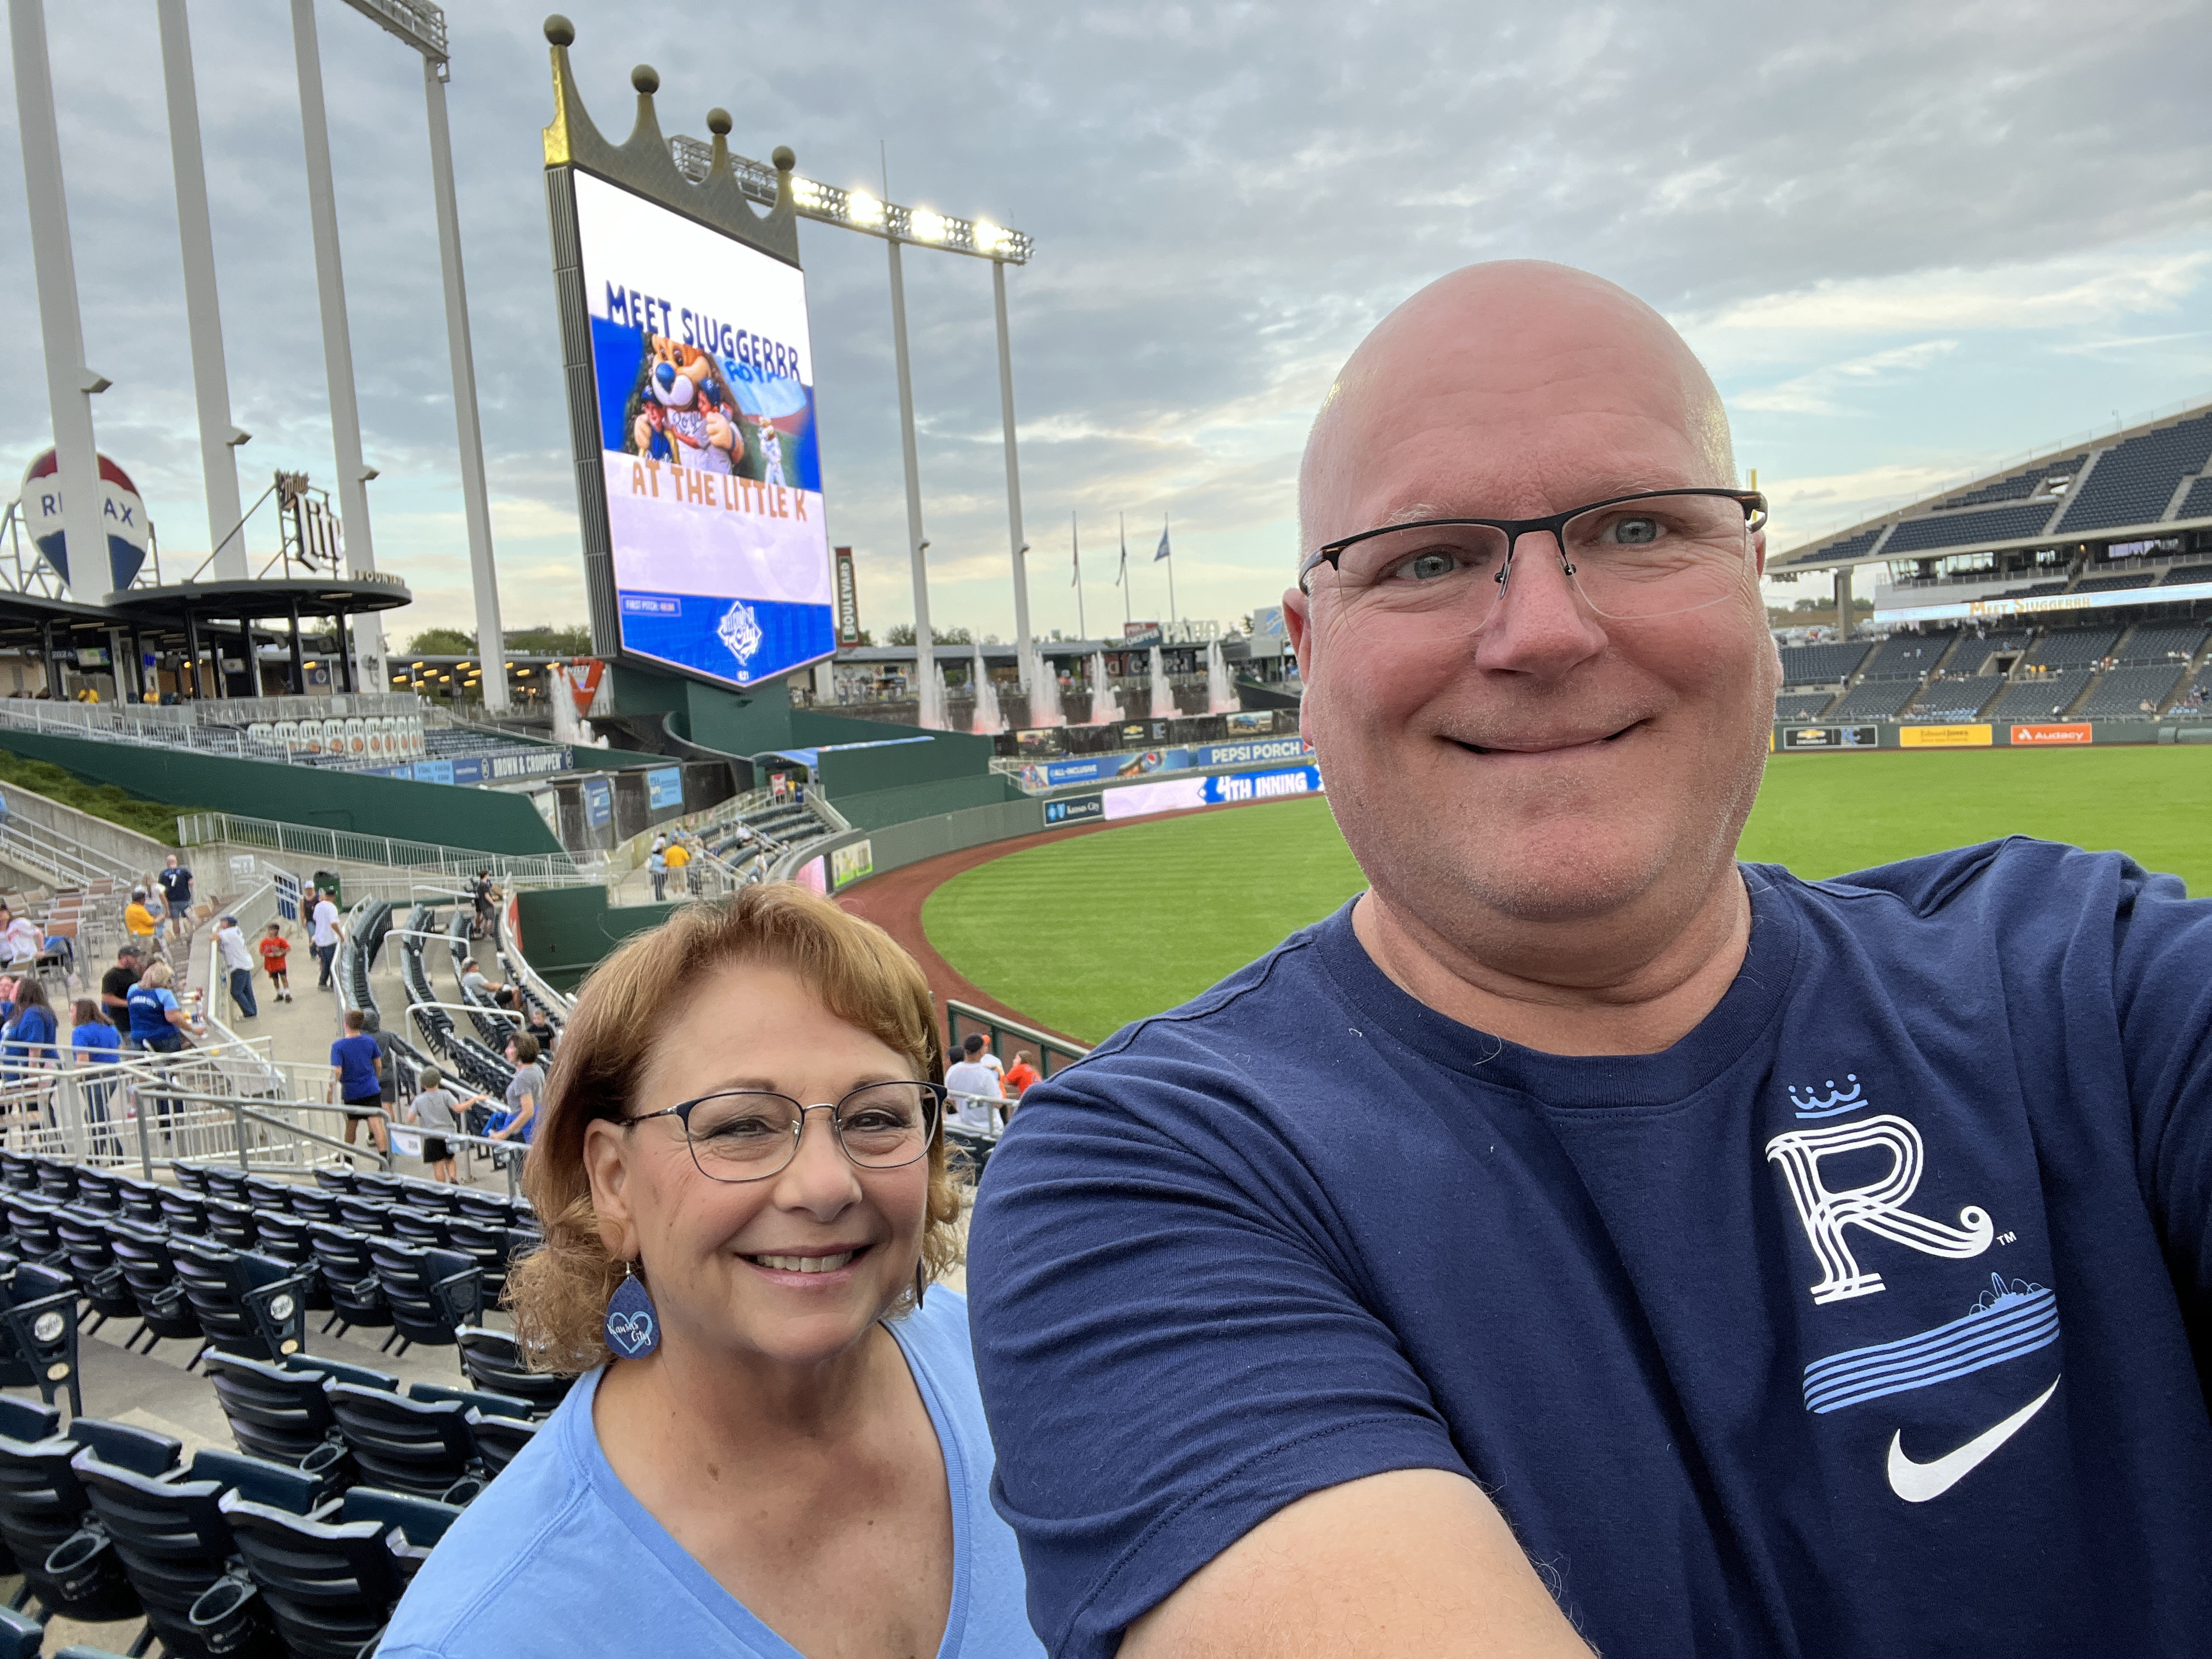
[330,1033,381,1101]
[968,840,2212,1659]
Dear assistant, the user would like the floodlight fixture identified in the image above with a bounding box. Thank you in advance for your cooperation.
[81,371,111,394]
[667,134,1032,264]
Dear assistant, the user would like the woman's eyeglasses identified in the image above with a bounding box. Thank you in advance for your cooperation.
[623,1081,945,1183]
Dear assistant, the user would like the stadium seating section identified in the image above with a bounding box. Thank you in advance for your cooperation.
[1776,642,1871,686]
[2054,414,2212,535]
[1984,671,2096,723]
[1825,679,1922,720]
[1936,453,2087,511]
[1858,630,1958,680]
[1909,680,1999,721]
[2073,665,2191,720]
[1942,632,2032,679]
[0,1149,560,1656]
[1774,692,1836,721]
[2115,622,2208,664]
[2022,629,2120,671]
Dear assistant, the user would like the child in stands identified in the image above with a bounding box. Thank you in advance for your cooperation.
[259,922,292,1003]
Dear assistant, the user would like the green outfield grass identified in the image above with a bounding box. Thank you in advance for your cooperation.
[923,746,2212,1043]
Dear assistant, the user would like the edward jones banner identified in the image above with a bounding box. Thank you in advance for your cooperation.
[1900,725,1993,748]
[2011,723,2092,746]
[573,170,833,690]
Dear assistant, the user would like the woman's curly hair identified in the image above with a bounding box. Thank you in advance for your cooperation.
[507,882,961,1375]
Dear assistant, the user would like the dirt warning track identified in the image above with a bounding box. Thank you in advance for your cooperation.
[832,802,1250,1051]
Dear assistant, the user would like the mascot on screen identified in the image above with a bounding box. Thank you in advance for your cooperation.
[624,336,737,474]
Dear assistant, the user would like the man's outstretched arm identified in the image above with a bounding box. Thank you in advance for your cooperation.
[1120,1470,1594,1659]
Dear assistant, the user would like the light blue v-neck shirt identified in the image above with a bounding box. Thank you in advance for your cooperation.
[379,1291,1043,1658]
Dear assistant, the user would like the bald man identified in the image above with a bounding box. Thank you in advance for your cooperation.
[968,262,2212,1658]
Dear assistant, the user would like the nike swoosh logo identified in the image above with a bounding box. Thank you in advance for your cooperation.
[1886,1375,2059,1503]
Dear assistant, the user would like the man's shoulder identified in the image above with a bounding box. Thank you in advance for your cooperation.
[1769,836,2183,940]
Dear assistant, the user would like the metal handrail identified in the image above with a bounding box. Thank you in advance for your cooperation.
[177,810,595,885]
[944,997,1088,1079]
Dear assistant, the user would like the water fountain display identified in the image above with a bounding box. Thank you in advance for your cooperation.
[1149,645,1175,719]
[970,642,1003,735]
[1206,638,1239,714]
[1026,646,1065,726]
[1088,649,1123,724]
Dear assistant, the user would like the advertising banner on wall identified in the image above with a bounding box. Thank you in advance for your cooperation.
[1043,794,1104,825]
[1899,725,1994,748]
[1019,735,1316,793]
[572,171,833,689]
[834,546,862,646]
[830,839,874,888]
[583,776,614,828]
[646,766,684,809]
[1101,764,1325,821]
[2010,723,2093,745]
[1780,725,1880,750]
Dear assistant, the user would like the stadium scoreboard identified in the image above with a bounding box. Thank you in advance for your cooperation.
[545,69,833,695]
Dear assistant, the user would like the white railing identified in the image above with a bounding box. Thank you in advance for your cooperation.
[176,811,595,887]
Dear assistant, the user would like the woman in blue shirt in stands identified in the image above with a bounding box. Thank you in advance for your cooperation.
[380,883,1041,1659]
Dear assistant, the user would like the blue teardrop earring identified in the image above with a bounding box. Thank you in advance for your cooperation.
[603,1259,660,1359]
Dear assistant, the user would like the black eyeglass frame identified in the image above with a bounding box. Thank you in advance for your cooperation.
[1295,488,1769,597]
[622,1081,948,1184]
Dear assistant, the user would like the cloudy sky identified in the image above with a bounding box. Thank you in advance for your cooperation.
[2,0,2207,649]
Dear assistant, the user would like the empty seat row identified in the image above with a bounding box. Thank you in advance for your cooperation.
[0,1392,460,1657]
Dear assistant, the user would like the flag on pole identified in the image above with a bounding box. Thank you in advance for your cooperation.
[1116,517,1127,585]
[1155,523,1172,561]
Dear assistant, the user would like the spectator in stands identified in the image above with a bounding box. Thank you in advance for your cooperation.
[67,997,121,1156]
[944,1033,1004,1134]
[471,870,497,939]
[968,262,2212,1659]
[156,853,193,943]
[648,834,669,901]
[459,958,508,1004]
[213,916,256,1020]
[123,888,160,952]
[364,1007,402,1127]
[309,888,341,989]
[2,975,58,1084]
[1001,1049,1040,1105]
[379,883,1037,1659]
[100,945,143,1047]
[0,905,37,970]
[328,1006,387,1154]
[258,922,292,1003]
[126,961,194,1054]
[405,1064,481,1186]
[663,833,693,897]
[489,1032,543,1149]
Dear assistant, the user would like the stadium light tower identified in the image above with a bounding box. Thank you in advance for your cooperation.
[156,0,249,579]
[669,136,1037,725]
[288,0,509,710]
[8,0,105,599]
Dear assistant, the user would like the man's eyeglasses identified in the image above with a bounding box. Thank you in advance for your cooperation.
[623,1081,945,1183]
[1296,489,1767,627]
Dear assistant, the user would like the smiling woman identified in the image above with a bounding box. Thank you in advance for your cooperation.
[377,885,1041,1659]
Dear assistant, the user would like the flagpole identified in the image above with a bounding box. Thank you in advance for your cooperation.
[1072,510,1086,640]
[1165,515,1177,623]
[1119,511,1131,628]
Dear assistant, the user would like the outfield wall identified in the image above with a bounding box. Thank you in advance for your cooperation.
[1769,720,2211,752]
[0,730,565,855]
[798,759,1331,898]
